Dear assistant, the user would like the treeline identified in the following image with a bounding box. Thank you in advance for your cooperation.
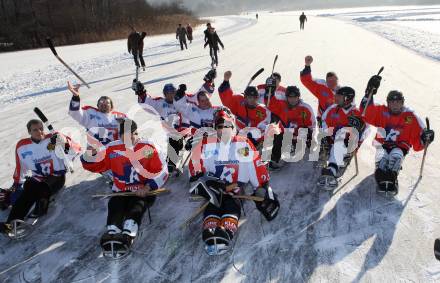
[0,0,203,52]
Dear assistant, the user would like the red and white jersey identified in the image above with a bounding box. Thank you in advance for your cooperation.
[186,81,216,105]
[81,139,168,192]
[256,84,287,104]
[137,93,188,129]
[268,97,315,132]
[189,135,269,189]
[300,66,337,117]
[174,96,219,129]
[13,133,81,186]
[69,97,126,145]
[218,81,271,132]
[322,103,364,141]
[361,97,426,152]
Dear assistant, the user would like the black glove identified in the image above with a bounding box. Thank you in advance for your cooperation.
[265,77,276,95]
[247,132,258,146]
[204,69,217,82]
[189,175,225,207]
[185,136,194,151]
[421,129,435,145]
[365,75,382,95]
[175,84,187,101]
[348,115,366,134]
[0,188,12,210]
[253,185,280,221]
[132,79,145,95]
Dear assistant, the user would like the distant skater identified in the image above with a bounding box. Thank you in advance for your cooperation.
[256,13,258,20]
[127,31,147,70]
[176,24,188,50]
[299,12,307,30]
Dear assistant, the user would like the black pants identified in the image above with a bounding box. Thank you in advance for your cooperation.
[209,47,218,65]
[300,21,305,30]
[107,195,155,229]
[133,50,145,68]
[203,197,241,220]
[179,38,187,50]
[168,137,184,166]
[271,133,284,163]
[7,176,65,223]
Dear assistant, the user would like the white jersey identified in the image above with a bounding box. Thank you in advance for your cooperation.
[189,135,269,188]
[69,97,126,145]
[138,94,189,129]
[174,97,218,128]
[13,134,81,186]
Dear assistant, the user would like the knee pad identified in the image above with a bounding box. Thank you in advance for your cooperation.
[220,215,239,240]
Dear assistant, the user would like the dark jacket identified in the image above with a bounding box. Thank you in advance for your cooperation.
[300,14,307,22]
[176,27,188,40]
[204,31,224,50]
[127,32,146,54]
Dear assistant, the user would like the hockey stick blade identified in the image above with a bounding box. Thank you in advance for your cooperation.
[426,117,430,130]
[34,107,54,132]
[46,38,58,56]
[246,68,264,90]
[272,55,278,74]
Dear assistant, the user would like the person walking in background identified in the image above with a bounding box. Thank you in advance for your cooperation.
[186,24,193,44]
[204,22,211,43]
[256,13,259,20]
[176,24,188,50]
[127,31,147,70]
[299,12,307,30]
[204,26,224,67]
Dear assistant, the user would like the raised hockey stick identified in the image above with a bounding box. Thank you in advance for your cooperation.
[419,117,431,180]
[266,55,279,108]
[92,188,170,198]
[245,68,265,91]
[362,66,384,116]
[46,38,90,88]
[34,107,74,173]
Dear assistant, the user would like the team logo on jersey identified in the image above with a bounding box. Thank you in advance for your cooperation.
[142,147,154,159]
[237,147,249,157]
[301,111,307,119]
[404,116,413,124]
[256,109,264,119]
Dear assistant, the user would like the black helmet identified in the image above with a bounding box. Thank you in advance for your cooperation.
[336,86,355,102]
[387,90,404,102]
[244,86,259,97]
[285,86,300,97]
[272,72,281,81]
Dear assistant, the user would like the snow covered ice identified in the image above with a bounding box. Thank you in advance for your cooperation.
[1,5,440,282]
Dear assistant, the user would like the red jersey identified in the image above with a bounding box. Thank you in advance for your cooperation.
[268,97,315,133]
[81,139,168,192]
[322,103,365,142]
[218,81,270,132]
[300,65,336,117]
[361,97,426,152]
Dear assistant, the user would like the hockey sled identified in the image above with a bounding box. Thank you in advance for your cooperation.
[376,181,398,197]
[204,236,232,256]
[5,219,36,240]
[101,239,131,259]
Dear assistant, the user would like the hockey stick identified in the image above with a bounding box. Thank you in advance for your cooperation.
[266,54,279,108]
[189,194,264,202]
[46,38,90,88]
[332,151,359,195]
[362,66,384,116]
[245,68,265,91]
[180,201,209,229]
[92,188,170,198]
[418,117,431,180]
[34,107,74,173]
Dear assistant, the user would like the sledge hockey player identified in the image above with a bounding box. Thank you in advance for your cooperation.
[317,86,365,190]
[81,118,167,256]
[0,119,81,237]
[267,86,315,169]
[360,76,434,194]
[257,72,286,105]
[300,55,339,123]
[67,81,127,146]
[218,70,271,148]
[188,108,280,255]
[133,81,188,174]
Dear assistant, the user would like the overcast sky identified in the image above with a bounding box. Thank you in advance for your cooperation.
[149,0,439,16]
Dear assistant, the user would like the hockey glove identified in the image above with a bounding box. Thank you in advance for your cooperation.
[365,75,382,96]
[265,77,276,95]
[204,69,217,82]
[421,128,435,145]
[0,188,12,210]
[132,79,145,96]
[175,84,187,101]
[253,185,280,221]
[189,175,225,207]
